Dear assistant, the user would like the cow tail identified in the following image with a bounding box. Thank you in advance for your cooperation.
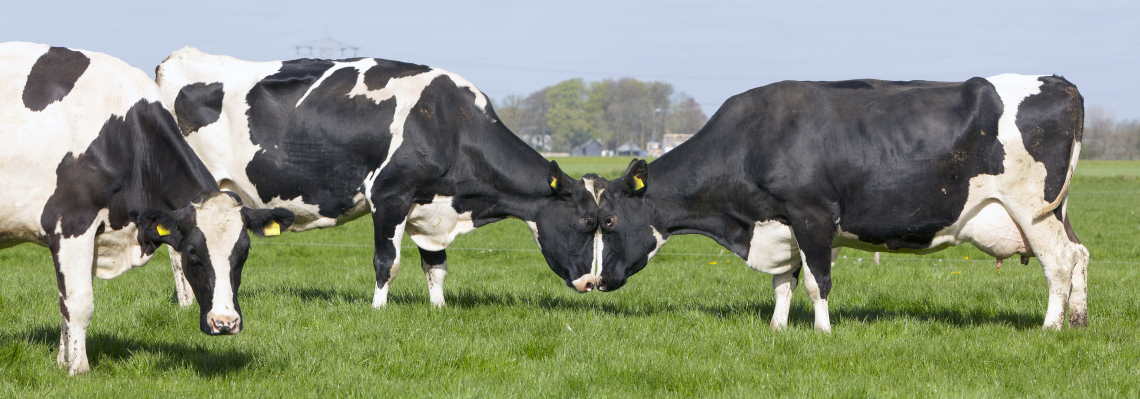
[1034,127,1082,220]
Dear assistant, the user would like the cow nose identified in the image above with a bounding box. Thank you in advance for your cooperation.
[571,274,601,293]
[207,312,242,335]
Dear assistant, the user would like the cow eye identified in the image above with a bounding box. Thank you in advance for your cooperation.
[602,215,618,230]
[578,217,595,228]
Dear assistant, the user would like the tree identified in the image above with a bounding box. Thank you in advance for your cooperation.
[667,94,707,134]
[545,79,594,152]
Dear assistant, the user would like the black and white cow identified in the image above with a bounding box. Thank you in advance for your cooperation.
[0,42,293,374]
[156,48,600,307]
[593,74,1088,331]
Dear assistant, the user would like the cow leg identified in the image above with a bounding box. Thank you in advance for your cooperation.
[368,191,413,309]
[799,254,830,332]
[49,230,97,375]
[770,267,799,330]
[873,252,881,265]
[371,216,407,308]
[789,209,837,332]
[169,247,195,307]
[1063,218,1088,327]
[419,247,448,307]
[1006,206,1089,329]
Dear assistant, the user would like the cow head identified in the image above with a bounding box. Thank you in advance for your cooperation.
[594,159,661,291]
[528,161,608,292]
[136,192,294,335]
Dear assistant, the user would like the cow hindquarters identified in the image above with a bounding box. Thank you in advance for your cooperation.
[419,247,447,307]
[169,247,195,307]
[49,228,98,375]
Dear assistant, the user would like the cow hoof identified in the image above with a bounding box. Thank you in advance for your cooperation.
[1069,313,1088,328]
[67,361,90,376]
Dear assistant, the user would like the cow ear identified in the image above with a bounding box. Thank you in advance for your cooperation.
[547,160,572,196]
[622,159,648,195]
[135,209,184,253]
[241,207,295,237]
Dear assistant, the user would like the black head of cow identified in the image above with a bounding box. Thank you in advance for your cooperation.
[135,192,294,335]
[528,161,609,292]
[594,159,659,291]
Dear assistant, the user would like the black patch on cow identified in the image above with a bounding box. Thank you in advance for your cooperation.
[245,59,396,218]
[47,236,69,320]
[174,82,224,135]
[363,59,431,90]
[22,47,90,111]
[1015,75,1083,220]
[40,100,218,237]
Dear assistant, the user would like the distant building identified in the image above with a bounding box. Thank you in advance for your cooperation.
[615,142,647,157]
[662,132,694,154]
[571,139,604,156]
[646,140,663,157]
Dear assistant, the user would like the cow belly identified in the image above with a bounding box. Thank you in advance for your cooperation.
[746,220,800,275]
[951,201,1028,259]
[406,196,474,252]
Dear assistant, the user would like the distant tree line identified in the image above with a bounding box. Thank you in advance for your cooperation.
[1082,107,1140,160]
[495,78,708,152]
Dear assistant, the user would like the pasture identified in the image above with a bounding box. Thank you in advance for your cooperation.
[1,159,1137,397]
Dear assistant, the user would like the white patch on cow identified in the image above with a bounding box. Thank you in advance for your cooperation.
[194,194,246,333]
[525,221,542,250]
[295,58,378,107]
[745,220,800,275]
[405,195,475,252]
[647,226,667,261]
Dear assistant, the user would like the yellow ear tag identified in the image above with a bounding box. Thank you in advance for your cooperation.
[263,221,281,236]
[156,224,171,237]
[549,176,558,189]
[633,175,645,191]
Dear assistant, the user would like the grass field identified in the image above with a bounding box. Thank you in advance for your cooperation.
[1,158,1138,397]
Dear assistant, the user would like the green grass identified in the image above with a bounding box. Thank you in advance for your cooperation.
[1,161,1138,397]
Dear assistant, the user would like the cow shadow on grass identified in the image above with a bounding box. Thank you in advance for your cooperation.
[694,300,1040,329]
[6,326,253,377]
[260,286,1040,328]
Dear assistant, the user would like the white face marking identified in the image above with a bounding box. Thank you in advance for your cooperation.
[194,194,245,329]
[581,177,605,280]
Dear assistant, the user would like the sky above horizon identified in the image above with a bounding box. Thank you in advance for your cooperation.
[3,0,1138,119]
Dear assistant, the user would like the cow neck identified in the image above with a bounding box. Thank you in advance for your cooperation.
[642,140,758,258]
[451,122,552,225]
[123,102,220,215]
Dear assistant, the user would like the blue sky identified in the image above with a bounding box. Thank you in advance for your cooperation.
[4,0,1137,118]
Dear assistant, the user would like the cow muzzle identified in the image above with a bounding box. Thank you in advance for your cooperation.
[571,274,602,293]
[206,311,242,335]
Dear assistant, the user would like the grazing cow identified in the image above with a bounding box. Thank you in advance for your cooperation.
[593,75,1087,331]
[0,42,294,374]
[156,48,600,307]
